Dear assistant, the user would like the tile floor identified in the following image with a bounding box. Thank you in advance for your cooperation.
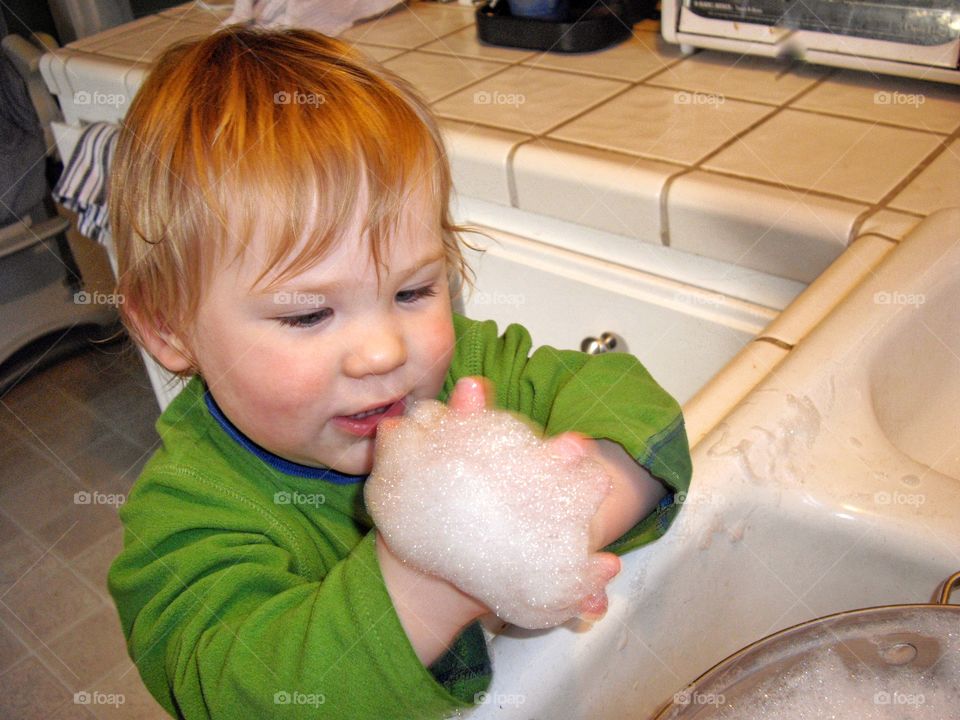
[0,340,170,719]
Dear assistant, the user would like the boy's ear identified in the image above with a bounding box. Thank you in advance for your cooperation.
[125,303,195,374]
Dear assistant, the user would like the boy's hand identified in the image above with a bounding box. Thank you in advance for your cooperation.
[447,377,624,623]
[546,431,623,622]
[548,429,668,621]
[446,375,494,414]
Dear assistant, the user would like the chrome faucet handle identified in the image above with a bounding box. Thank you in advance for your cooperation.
[580,332,626,355]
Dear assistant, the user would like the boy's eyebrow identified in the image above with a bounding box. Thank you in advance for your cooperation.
[258,250,446,298]
[394,250,446,278]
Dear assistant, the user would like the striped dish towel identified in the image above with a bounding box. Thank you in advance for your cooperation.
[52,122,119,243]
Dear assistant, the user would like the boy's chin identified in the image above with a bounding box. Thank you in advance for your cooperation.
[327,443,376,477]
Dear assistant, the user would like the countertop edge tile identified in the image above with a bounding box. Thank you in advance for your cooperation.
[759,233,897,346]
[512,138,679,244]
[668,171,866,283]
[683,339,789,449]
[58,52,134,125]
[856,209,923,241]
[440,119,531,208]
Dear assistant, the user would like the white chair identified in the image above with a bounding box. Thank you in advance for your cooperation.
[0,32,117,392]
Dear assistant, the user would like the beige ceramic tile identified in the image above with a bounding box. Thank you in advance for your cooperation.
[37,494,122,562]
[0,656,72,719]
[550,84,773,165]
[64,14,157,52]
[440,120,529,206]
[43,607,130,692]
[792,70,960,134]
[667,170,865,283]
[383,50,506,102]
[0,456,83,533]
[512,138,678,241]
[419,25,536,62]
[340,2,475,49]
[646,50,828,105]
[0,430,49,497]
[703,109,944,203]
[47,701,96,719]
[94,16,208,63]
[351,43,406,62]
[522,31,682,82]
[54,427,147,492]
[683,340,789,449]
[0,553,105,644]
[0,616,29,674]
[433,65,627,135]
[857,209,922,240]
[888,139,960,216]
[91,661,172,719]
[158,1,233,24]
[0,532,46,595]
[72,528,124,598]
[759,234,897,347]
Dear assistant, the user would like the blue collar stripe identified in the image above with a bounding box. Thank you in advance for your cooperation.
[203,391,365,484]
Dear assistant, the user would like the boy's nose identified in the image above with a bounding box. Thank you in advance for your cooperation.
[342,321,407,378]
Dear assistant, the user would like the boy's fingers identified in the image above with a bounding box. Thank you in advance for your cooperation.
[448,376,493,414]
[593,552,621,581]
[578,591,609,622]
[548,431,591,460]
[577,553,621,622]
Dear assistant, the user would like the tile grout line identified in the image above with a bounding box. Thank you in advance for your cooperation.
[850,124,960,241]
[494,47,692,210]
[658,67,841,245]
[0,505,117,607]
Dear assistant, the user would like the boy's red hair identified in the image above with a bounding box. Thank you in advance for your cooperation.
[110,25,471,376]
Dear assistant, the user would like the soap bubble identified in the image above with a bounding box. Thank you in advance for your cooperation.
[365,399,612,629]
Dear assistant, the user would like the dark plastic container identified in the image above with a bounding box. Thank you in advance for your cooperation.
[476,0,658,54]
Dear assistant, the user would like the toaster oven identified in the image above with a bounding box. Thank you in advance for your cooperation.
[660,0,960,84]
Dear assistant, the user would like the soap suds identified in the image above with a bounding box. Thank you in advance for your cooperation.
[671,612,960,719]
[706,394,821,490]
[365,400,612,629]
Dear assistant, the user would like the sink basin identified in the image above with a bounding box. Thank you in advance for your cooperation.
[869,269,960,479]
[468,208,960,719]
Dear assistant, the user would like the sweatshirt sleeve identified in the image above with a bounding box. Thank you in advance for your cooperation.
[443,314,692,553]
[108,464,481,720]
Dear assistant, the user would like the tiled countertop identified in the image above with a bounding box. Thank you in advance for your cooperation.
[43,1,960,283]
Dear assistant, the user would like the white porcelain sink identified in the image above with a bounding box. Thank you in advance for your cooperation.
[468,208,960,719]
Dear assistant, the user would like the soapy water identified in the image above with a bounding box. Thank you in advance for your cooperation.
[690,394,824,548]
[683,613,960,720]
[706,394,821,490]
[365,399,612,629]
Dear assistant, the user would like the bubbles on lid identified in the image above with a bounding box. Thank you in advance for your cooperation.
[668,611,960,719]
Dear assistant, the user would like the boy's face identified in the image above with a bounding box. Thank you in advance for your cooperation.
[184,198,456,476]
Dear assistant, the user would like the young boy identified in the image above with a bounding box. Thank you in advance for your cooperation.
[107,26,691,719]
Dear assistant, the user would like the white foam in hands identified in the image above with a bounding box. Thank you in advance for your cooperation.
[365,399,612,629]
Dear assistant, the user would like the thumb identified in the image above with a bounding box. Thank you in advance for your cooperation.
[447,376,493,415]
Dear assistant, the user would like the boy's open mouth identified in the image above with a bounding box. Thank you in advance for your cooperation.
[333,398,406,437]
[347,405,392,420]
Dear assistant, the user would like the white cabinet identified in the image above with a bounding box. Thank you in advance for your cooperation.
[457,225,779,406]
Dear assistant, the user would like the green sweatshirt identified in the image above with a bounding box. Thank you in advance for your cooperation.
[108,314,691,719]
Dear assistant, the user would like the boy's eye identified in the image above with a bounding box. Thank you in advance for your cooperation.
[396,284,439,304]
[277,308,332,328]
